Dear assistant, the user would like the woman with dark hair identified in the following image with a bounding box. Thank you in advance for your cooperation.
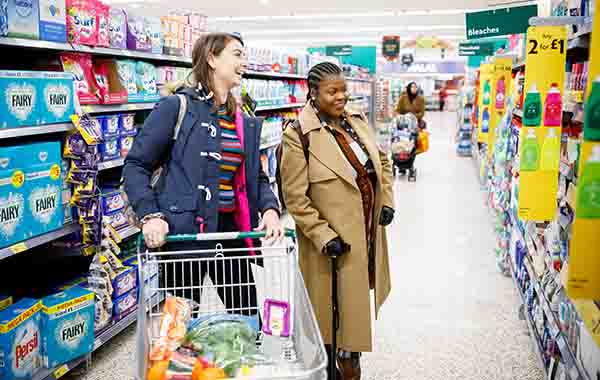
[396,81,426,126]
[123,32,283,312]
[280,62,395,380]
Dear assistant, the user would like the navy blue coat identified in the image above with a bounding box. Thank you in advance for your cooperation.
[123,87,279,235]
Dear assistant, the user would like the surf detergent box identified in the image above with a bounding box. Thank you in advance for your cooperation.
[0,298,42,380]
[0,71,41,129]
[41,286,94,369]
[38,72,74,125]
[0,146,28,249]
[25,142,64,238]
[38,0,66,42]
[6,0,39,39]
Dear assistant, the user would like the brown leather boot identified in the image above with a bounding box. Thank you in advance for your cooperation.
[337,352,361,380]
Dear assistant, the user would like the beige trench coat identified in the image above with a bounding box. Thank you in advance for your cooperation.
[280,105,394,352]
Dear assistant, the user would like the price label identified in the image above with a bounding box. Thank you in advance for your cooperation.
[9,242,27,254]
[11,170,24,189]
[53,364,69,379]
[527,36,566,55]
[50,164,61,181]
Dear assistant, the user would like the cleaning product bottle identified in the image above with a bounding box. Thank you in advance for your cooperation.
[540,128,560,171]
[523,83,542,127]
[495,76,506,110]
[576,146,600,218]
[481,107,490,133]
[543,83,563,127]
[483,80,491,106]
[583,76,600,141]
[521,128,540,171]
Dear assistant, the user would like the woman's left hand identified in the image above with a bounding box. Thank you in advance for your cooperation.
[255,209,284,241]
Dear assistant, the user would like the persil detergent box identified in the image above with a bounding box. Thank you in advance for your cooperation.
[38,72,75,125]
[0,298,42,380]
[38,0,66,42]
[0,71,41,129]
[24,142,64,238]
[41,286,94,369]
[0,145,28,249]
[6,0,40,39]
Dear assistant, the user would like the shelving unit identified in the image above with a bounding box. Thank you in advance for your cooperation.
[116,225,141,241]
[0,224,80,261]
[345,77,373,83]
[255,102,305,112]
[0,123,74,139]
[98,158,125,171]
[81,103,157,114]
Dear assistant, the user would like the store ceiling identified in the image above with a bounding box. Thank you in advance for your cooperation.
[111,0,536,47]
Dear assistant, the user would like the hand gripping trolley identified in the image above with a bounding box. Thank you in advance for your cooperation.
[135,230,329,380]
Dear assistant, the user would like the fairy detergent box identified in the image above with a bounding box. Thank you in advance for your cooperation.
[37,72,75,125]
[38,0,66,42]
[0,71,41,129]
[0,298,42,380]
[41,286,94,369]
[6,0,39,39]
[0,145,28,249]
[25,142,64,238]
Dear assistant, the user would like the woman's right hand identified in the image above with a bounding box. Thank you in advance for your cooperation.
[143,218,169,248]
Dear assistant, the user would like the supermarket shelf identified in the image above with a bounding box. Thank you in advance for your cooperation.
[0,123,74,140]
[98,158,125,171]
[116,225,140,241]
[0,37,192,65]
[509,259,548,377]
[245,71,306,80]
[345,77,373,83]
[255,102,305,112]
[81,103,156,114]
[34,294,164,380]
[0,224,80,261]
[260,139,282,150]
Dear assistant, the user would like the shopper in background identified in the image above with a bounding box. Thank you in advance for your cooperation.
[123,32,282,312]
[439,85,448,111]
[396,81,426,128]
[280,62,395,380]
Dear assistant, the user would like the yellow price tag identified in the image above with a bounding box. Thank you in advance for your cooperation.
[82,106,92,114]
[50,164,61,181]
[572,90,584,104]
[9,242,27,254]
[53,364,69,378]
[11,170,24,189]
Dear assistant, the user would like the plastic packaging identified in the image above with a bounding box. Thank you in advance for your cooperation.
[523,83,542,127]
[96,0,110,47]
[149,296,195,361]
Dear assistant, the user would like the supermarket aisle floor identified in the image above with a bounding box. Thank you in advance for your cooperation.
[67,111,543,380]
[361,111,543,380]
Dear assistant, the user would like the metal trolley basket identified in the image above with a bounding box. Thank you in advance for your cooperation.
[135,230,328,380]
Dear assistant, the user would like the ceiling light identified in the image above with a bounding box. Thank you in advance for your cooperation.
[406,25,464,31]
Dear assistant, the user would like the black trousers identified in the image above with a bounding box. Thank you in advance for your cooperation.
[160,213,260,316]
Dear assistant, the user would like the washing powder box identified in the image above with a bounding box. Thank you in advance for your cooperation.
[0,146,28,249]
[24,142,64,238]
[38,72,75,125]
[41,287,94,369]
[0,71,41,129]
[38,0,66,42]
[6,0,39,39]
[0,298,42,380]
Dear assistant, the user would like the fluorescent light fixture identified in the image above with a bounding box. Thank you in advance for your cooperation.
[214,16,271,22]
[406,25,464,31]
[271,11,395,20]
[241,24,463,36]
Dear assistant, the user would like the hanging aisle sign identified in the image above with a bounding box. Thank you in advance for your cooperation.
[458,41,495,56]
[568,0,600,302]
[487,57,513,159]
[518,25,567,221]
[477,63,494,144]
[465,5,538,40]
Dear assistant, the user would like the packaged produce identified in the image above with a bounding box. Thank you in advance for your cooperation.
[149,296,194,361]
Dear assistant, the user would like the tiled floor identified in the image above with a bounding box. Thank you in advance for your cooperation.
[67,111,543,380]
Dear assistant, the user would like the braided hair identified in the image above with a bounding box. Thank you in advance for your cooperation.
[306,62,343,102]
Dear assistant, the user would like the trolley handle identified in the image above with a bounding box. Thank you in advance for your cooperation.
[137,229,296,245]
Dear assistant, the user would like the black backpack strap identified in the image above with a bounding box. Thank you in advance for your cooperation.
[290,119,310,161]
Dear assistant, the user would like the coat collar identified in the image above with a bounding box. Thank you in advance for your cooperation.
[298,103,323,135]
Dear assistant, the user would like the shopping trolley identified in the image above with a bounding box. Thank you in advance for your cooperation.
[391,113,419,181]
[135,230,328,380]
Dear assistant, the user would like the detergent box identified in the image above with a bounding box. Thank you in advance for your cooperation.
[6,0,39,39]
[38,72,75,125]
[0,71,41,129]
[24,142,64,238]
[112,287,137,321]
[0,298,42,380]
[0,296,13,312]
[0,146,28,249]
[41,286,94,369]
[38,0,66,42]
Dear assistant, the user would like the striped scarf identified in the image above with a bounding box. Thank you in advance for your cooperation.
[218,108,244,213]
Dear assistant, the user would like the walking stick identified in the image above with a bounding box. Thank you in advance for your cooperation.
[330,256,339,380]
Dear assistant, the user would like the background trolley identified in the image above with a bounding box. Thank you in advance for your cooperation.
[391,113,419,181]
[135,231,328,380]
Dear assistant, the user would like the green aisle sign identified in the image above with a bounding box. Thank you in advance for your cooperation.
[326,45,353,56]
[466,4,538,39]
[459,41,495,56]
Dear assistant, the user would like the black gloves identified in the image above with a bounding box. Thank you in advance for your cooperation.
[380,206,395,226]
[324,237,350,258]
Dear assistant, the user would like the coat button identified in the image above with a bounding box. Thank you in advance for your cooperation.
[169,205,178,212]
